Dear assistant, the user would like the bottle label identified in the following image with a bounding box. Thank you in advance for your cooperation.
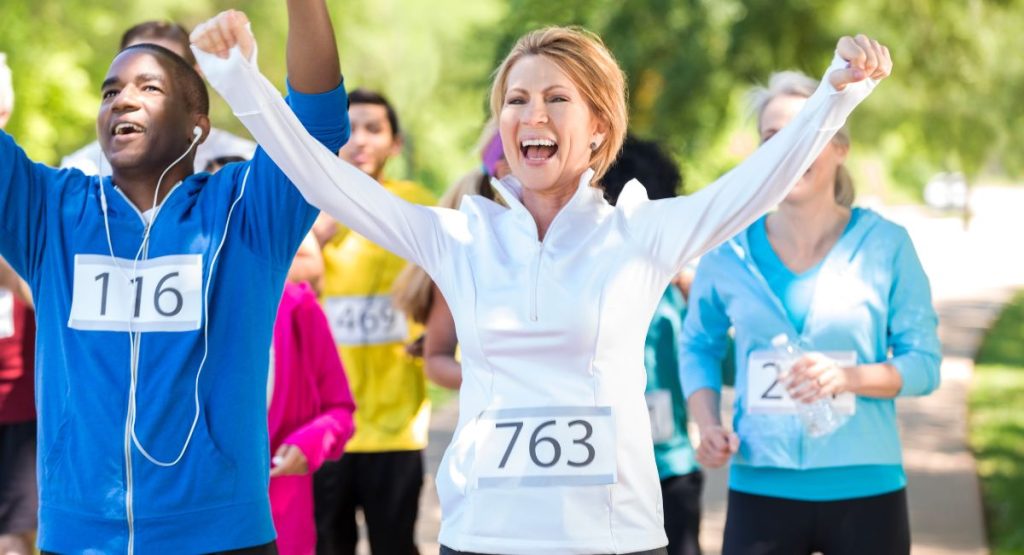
[746,350,857,415]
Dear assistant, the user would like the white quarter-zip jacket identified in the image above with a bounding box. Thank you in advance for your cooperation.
[196,45,876,554]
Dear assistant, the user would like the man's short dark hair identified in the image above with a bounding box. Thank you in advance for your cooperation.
[601,135,683,205]
[120,44,209,116]
[120,21,196,67]
[348,88,400,138]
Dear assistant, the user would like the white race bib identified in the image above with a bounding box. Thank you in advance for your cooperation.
[475,406,617,488]
[645,390,675,444]
[324,295,408,346]
[0,289,13,339]
[746,350,857,415]
[68,254,204,332]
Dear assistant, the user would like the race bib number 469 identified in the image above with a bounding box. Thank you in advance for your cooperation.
[475,406,617,488]
[324,295,408,346]
[746,350,857,415]
[68,254,203,332]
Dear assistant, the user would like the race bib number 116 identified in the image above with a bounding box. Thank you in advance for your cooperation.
[68,254,204,332]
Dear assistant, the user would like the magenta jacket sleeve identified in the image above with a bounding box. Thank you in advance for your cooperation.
[283,289,356,472]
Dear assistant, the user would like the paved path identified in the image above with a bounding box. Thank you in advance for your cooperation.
[400,186,1024,555]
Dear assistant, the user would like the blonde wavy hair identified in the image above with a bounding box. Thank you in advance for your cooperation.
[749,71,855,207]
[489,26,628,183]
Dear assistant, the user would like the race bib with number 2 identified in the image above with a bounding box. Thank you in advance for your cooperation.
[746,350,857,415]
[68,254,204,332]
[475,406,617,488]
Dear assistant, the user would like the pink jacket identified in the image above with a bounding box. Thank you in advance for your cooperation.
[269,283,355,555]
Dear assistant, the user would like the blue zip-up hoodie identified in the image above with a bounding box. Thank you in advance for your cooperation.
[0,82,349,554]
[680,208,941,470]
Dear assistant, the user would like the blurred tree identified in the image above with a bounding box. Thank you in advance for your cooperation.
[0,0,1020,197]
[493,0,1024,195]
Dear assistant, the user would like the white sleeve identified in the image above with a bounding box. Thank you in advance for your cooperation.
[192,45,455,275]
[622,54,877,275]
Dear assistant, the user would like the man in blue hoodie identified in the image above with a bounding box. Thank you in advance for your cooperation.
[0,3,349,553]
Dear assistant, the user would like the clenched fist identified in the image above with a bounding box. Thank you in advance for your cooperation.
[829,34,893,91]
[190,10,255,61]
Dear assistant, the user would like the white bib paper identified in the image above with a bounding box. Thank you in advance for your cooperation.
[645,390,675,444]
[474,406,617,488]
[68,254,204,332]
[746,350,857,415]
[0,289,13,339]
[324,295,408,346]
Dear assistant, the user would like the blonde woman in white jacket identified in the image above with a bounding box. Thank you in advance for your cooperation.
[191,13,891,555]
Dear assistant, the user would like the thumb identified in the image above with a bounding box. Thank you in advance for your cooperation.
[727,432,740,453]
[829,66,867,92]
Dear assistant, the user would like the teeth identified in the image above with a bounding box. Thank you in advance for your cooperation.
[114,123,143,135]
[520,138,556,147]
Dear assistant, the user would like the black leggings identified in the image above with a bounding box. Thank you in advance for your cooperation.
[440,547,668,555]
[722,488,910,555]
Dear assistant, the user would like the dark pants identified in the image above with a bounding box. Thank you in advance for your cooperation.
[44,541,278,555]
[440,547,668,555]
[722,488,911,555]
[314,450,424,555]
[0,420,37,536]
[662,471,703,555]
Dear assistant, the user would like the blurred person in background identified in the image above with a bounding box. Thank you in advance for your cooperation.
[681,70,940,555]
[0,52,36,555]
[269,247,357,555]
[311,89,436,555]
[391,123,506,389]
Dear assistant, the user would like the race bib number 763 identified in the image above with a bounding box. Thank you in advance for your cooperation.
[474,406,617,488]
[68,254,204,332]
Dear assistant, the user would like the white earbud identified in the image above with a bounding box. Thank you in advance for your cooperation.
[193,126,203,140]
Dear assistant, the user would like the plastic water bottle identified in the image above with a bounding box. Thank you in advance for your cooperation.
[770,334,850,438]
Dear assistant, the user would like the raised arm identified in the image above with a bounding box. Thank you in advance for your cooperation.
[623,35,892,275]
[192,29,458,276]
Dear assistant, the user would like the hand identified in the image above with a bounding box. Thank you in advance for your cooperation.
[405,334,425,358]
[190,10,255,61]
[782,353,851,403]
[312,212,339,247]
[695,425,740,468]
[829,34,893,91]
[269,444,309,477]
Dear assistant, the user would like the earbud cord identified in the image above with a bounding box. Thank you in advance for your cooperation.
[130,165,251,467]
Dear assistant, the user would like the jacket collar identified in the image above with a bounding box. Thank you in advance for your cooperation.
[490,168,601,215]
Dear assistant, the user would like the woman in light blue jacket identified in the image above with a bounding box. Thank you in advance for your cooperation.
[681,70,941,555]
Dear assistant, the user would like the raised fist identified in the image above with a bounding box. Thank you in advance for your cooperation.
[829,34,893,91]
[190,10,255,61]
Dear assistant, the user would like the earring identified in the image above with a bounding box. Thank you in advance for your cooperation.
[590,141,599,151]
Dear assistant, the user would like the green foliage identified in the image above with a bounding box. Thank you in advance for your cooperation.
[970,292,1024,554]
[0,0,1021,195]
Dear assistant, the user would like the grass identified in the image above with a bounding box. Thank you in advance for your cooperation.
[969,291,1024,555]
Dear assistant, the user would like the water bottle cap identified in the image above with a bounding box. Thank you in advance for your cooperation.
[770,334,789,348]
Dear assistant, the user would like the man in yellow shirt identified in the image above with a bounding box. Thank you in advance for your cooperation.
[313,89,436,555]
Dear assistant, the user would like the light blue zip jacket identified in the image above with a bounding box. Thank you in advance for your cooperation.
[680,208,941,469]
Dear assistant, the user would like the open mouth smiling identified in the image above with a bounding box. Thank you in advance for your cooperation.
[111,121,146,138]
[520,138,558,162]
